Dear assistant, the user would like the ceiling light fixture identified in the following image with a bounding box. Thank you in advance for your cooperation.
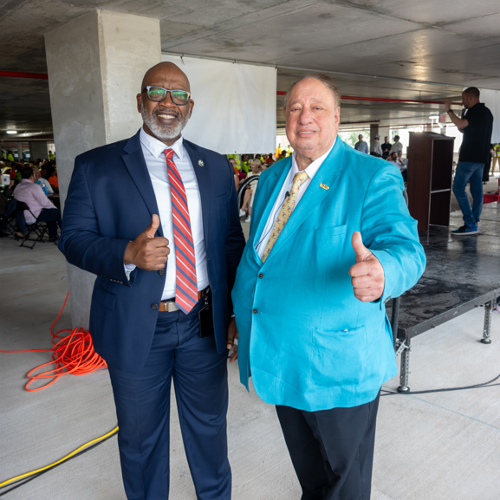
[6,130,18,134]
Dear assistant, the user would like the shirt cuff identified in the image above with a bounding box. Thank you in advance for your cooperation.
[124,263,136,281]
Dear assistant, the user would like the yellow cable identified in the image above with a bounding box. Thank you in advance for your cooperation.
[0,426,119,488]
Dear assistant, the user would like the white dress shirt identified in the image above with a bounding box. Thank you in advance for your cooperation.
[390,141,403,154]
[371,139,382,156]
[256,139,336,257]
[125,128,208,300]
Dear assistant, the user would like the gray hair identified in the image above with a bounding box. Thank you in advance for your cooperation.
[283,74,341,110]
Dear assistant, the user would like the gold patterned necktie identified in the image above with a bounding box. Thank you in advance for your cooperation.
[261,170,309,263]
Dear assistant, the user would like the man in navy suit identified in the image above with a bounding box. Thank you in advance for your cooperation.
[59,62,245,500]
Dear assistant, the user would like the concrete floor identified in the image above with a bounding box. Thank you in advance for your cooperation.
[2,207,500,499]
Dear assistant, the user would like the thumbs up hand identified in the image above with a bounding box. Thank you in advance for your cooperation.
[124,215,170,271]
[349,231,385,302]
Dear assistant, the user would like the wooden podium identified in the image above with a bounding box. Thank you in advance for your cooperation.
[407,132,455,232]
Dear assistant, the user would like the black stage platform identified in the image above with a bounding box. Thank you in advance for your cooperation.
[388,203,500,392]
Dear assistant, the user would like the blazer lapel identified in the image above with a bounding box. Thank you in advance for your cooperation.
[183,140,211,247]
[250,158,292,264]
[121,130,163,237]
[261,139,346,266]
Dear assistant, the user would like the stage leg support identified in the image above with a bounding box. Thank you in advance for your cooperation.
[481,300,492,344]
[397,338,411,393]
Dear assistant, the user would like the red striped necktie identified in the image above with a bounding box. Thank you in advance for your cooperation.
[164,149,198,314]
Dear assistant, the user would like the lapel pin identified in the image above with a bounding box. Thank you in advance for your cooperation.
[320,183,329,190]
[198,159,204,167]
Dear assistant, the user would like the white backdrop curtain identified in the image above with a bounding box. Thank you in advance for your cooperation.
[161,54,277,154]
[479,89,500,143]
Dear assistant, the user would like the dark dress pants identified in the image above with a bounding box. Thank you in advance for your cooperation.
[37,208,61,238]
[276,392,380,500]
[107,299,231,500]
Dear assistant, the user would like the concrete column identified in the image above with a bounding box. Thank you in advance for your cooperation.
[45,9,161,329]
[16,142,23,161]
[370,124,379,152]
[29,142,48,162]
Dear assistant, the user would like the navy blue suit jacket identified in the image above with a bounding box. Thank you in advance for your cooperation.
[59,130,245,372]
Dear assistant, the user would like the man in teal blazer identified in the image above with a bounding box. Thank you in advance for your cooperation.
[229,75,425,499]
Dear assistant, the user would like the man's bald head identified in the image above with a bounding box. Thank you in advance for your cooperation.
[140,62,190,92]
[137,61,194,146]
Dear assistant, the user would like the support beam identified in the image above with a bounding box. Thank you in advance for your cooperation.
[29,142,48,162]
[45,9,161,329]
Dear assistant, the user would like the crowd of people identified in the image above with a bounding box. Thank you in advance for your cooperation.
[0,155,60,239]
[228,152,284,222]
[229,135,408,225]
[354,133,408,180]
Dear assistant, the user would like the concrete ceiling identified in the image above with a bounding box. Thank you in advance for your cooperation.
[1,0,499,141]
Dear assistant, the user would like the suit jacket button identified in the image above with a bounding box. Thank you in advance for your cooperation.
[258,273,264,279]
[158,269,165,276]
[152,303,159,310]
[252,308,258,314]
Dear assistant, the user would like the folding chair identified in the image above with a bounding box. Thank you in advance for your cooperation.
[14,201,50,249]
[2,198,21,235]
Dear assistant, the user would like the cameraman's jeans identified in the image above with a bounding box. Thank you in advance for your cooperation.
[453,161,485,227]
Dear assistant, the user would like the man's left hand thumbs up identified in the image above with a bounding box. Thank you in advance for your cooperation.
[349,231,385,302]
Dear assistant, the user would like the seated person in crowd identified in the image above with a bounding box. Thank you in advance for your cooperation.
[9,164,18,181]
[387,151,398,166]
[387,152,407,182]
[239,159,263,221]
[0,179,15,236]
[33,166,54,196]
[241,154,250,175]
[13,166,61,239]
[229,158,240,191]
[397,150,408,169]
[45,165,59,193]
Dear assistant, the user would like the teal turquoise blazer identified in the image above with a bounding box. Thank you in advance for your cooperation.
[232,138,426,411]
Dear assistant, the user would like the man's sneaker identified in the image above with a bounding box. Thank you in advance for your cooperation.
[244,216,251,223]
[239,209,246,217]
[451,224,479,236]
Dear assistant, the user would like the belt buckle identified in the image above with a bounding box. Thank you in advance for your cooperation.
[165,300,179,312]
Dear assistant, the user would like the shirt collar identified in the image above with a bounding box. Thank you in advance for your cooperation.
[291,137,336,179]
[139,126,184,162]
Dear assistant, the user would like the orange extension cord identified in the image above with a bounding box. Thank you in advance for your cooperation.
[0,292,107,391]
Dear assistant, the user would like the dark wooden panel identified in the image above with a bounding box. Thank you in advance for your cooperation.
[431,140,454,192]
[429,191,451,226]
[407,132,454,231]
